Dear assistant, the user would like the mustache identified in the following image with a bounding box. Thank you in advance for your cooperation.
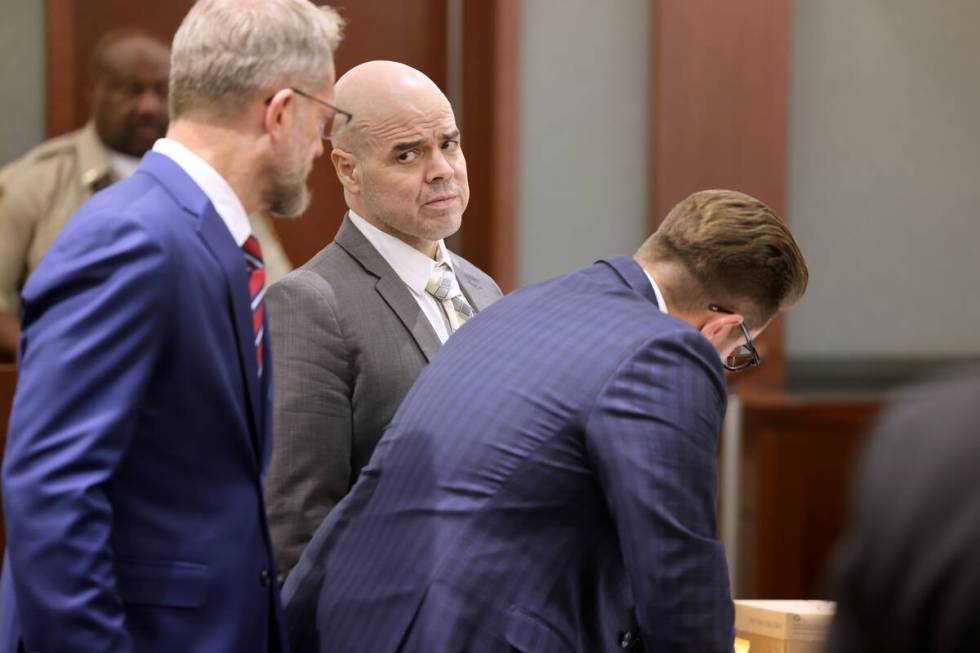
[127,115,168,131]
[420,184,460,204]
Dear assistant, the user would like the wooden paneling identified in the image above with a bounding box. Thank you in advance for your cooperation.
[46,0,191,138]
[457,0,519,291]
[729,394,885,599]
[650,0,793,393]
[44,0,516,276]
[0,365,17,553]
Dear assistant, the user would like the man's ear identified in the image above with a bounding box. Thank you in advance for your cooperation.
[331,148,360,193]
[263,88,294,143]
[699,311,743,353]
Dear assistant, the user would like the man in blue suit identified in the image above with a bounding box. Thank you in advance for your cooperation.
[282,189,810,652]
[0,1,344,651]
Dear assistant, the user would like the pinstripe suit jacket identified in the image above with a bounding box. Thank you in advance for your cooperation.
[282,255,735,653]
[0,152,283,653]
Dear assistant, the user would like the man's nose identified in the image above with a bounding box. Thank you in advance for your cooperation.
[425,150,454,183]
[136,90,167,118]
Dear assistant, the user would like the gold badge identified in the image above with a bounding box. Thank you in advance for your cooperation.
[81,168,101,187]
[0,183,4,201]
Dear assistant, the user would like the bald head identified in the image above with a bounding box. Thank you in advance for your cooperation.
[91,32,170,156]
[332,60,453,152]
[328,60,468,257]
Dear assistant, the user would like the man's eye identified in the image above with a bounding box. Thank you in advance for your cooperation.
[397,151,418,163]
[442,140,459,152]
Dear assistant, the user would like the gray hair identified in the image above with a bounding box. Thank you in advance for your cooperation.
[169,0,344,119]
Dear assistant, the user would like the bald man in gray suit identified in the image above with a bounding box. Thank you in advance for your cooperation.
[264,61,502,579]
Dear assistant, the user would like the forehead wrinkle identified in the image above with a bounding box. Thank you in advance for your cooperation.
[362,111,458,152]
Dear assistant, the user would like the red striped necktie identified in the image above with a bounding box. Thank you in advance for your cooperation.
[242,235,266,377]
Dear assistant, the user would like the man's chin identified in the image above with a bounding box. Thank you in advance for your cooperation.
[116,140,155,158]
[421,213,462,241]
[124,131,167,157]
[269,200,309,219]
[267,191,311,219]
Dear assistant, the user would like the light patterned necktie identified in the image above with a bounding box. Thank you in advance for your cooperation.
[242,235,266,377]
[425,262,474,334]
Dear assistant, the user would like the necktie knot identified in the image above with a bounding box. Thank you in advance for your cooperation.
[243,235,264,266]
[425,263,474,333]
[426,263,454,301]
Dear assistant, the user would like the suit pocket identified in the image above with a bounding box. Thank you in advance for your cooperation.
[115,558,209,608]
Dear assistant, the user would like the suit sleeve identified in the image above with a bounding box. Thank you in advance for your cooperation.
[1,210,171,652]
[584,329,734,652]
[265,271,353,580]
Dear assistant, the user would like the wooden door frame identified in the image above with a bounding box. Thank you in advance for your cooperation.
[649,0,794,393]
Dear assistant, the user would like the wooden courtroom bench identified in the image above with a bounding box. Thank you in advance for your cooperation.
[720,393,886,599]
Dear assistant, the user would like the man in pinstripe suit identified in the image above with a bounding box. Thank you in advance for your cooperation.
[282,190,809,652]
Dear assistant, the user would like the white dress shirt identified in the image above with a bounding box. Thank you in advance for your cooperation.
[151,138,252,247]
[643,269,670,315]
[347,210,458,343]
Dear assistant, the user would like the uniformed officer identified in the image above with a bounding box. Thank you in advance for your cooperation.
[0,29,292,359]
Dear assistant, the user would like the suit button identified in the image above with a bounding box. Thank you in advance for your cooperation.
[260,569,271,586]
[619,631,633,649]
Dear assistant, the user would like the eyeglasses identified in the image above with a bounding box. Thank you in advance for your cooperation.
[708,304,761,372]
[264,87,353,140]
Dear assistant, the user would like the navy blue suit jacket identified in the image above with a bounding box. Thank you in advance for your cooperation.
[282,256,734,652]
[0,152,285,652]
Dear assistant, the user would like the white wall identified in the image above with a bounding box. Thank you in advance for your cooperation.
[0,0,45,165]
[786,0,980,358]
[518,0,649,284]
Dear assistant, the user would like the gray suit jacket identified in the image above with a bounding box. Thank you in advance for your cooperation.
[264,215,502,578]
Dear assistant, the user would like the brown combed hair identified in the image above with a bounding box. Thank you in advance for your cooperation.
[637,189,808,328]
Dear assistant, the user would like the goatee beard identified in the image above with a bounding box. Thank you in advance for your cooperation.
[263,165,312,218]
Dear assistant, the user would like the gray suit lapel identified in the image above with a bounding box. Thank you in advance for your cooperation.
[335,215,442,363]
[454,262,496,312]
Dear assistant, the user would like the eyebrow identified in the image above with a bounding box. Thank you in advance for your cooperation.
[392,139,425,154]
[390,129,462,154]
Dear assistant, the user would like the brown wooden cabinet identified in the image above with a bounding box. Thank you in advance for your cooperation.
[720,393,885,599]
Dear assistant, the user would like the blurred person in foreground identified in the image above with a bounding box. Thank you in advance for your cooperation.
[0,1,343,651]
[282,189,809,652]
[0,28,291,361]
[263,60,501,580]
[825,366,980,653]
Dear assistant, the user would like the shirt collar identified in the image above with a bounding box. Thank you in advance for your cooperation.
[107,150,142,180]
[151,137,251,247]
[347,210,452,293]
[642,269,670,314]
